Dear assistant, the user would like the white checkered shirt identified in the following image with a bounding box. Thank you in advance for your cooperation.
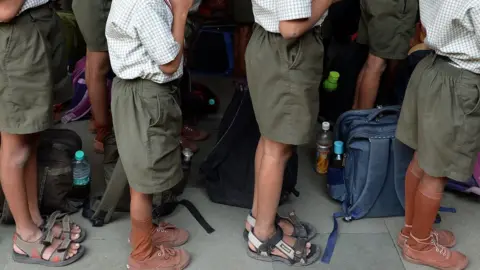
[420,0,480,74]
[106,0,182,84]
[19,0,49,14]
[252,0,327,33]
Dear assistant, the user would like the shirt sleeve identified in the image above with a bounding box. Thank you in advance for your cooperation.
[276,0,312,21]
[134,1,180,66]
[467,7,480,45]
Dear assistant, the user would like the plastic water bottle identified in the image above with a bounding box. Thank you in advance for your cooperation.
[331,141,345,169]
[316,122,333,174]
[71,150,91,203]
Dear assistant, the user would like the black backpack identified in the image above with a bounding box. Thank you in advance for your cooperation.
[0,129,83,224]
[82,133,214,234]
[201,88,299,209]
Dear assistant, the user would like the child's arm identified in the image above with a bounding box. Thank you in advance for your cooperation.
[135,1,191,75]
[0,0,25,22]
[278,0,335,39]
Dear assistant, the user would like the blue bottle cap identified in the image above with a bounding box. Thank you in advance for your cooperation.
[208,99,215,105]
[334,141,344,155]
[75,150,85,161]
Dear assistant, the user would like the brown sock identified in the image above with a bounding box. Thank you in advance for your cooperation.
[402,156,424,235]
[407,177,445,249]
[130,218,155,261]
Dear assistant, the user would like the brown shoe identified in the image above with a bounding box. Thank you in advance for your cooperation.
[403,235,468,270]
[151,222,189,248]
[129,223,189,248]
[397,229,456,249]
[127,246,190,270]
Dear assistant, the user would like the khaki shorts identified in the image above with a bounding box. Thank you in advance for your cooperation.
[245,24,324,145]
[396,54,480,182]
[357,0,418,60]
[111,78,183,194]
[72,0,111,52]
[0,4,67,134]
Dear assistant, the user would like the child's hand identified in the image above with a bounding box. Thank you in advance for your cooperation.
[171,0,194,14]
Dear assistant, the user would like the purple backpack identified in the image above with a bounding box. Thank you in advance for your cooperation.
[61,57,112,124]
[446,154,480,196]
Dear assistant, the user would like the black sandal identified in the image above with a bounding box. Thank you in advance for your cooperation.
[247,226,321,266]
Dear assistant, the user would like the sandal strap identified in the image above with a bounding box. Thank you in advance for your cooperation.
[43,211,75,243]
[14,233,73,262]
[246,212,256,227]
[248,226,305,262]
[277,211,307,238]
[46,238,72,262]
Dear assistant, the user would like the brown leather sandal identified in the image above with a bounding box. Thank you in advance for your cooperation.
[12,233,85,267]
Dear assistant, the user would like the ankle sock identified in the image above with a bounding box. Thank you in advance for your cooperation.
[130,218,155,261]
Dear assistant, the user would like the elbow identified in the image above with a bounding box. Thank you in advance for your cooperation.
[279,22,300,40]
[0,8,18,22]
[159,63,180,75]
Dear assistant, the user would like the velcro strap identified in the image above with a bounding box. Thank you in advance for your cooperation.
[61,215,71,232]
[285,212,307,238]
[246,213,256,227]
[58,238,71,252]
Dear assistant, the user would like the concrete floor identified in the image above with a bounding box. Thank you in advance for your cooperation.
[1,75,479,269]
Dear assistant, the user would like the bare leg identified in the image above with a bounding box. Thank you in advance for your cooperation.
[24,134,81,240]
[250,137,265,220]
[0,132,79,260]
[352,64,366,109]
[86,50,111,153]
[356,53,387,109]
[248,138,310,259]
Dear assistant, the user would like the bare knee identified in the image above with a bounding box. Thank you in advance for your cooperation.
[365,54,387,74]
[0,141,30,168]
[409,153,424,178]
[262,137,293,162]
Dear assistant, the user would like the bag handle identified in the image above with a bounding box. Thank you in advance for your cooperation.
[347,138,391,219]
[366,106,401,122]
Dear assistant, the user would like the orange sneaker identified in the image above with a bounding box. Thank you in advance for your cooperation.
[403,235,468,270]
[127,246,190,270]
[397,229,456,249]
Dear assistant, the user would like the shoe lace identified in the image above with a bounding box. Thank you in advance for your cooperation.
[157,245,176,259]
[157,222,176,232]
[431,238,448,257]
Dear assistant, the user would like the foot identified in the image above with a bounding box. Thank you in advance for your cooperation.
[403,235,468,270]
[94,139,104,154]
[37,212,83,242]
[127,246,190,270]
[248,229,312,260]
[13,231,81,262]
[397,227,456,249]
[182,126,209,141]
[245,212,316,240]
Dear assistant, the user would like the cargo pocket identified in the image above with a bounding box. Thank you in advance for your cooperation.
[454,81,480,152]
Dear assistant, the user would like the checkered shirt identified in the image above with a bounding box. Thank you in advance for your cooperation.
[252,0,327,33]
[19,0,49,14]
[106,0,182,84]
[420,0,480,74]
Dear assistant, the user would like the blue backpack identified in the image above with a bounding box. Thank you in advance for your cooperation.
[322,106,456,263]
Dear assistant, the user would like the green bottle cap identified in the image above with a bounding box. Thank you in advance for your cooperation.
[328,71,340,83]
[75,150,85,161]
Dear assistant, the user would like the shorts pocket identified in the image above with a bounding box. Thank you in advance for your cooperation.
[454,82,480,152]
[141,93,164,128]
[279,37,304,70]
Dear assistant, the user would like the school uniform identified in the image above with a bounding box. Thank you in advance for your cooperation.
[72,0,111,52]
[246,0,327,145]
[0,0,66,134]
[397,0,480,182]
[106,0,183,195]
[357,0,418,59]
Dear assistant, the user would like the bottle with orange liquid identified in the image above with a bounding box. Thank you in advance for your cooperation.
[316,122,333,174]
